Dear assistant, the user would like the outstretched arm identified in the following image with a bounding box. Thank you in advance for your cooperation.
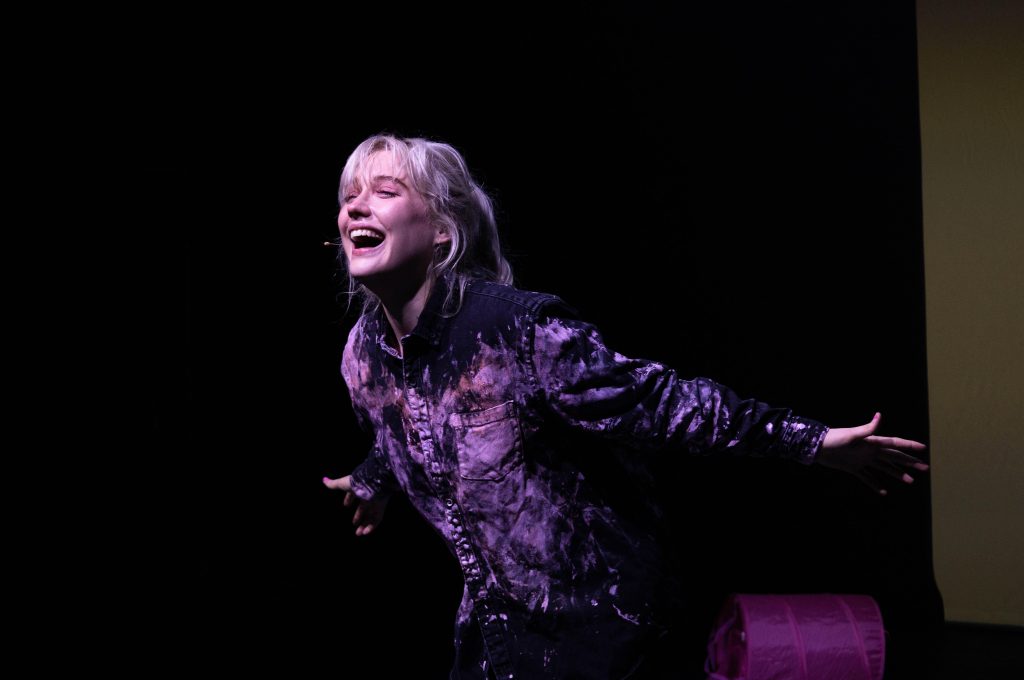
[815,412,929,495]
[528,307,829,464]
[529,304,930,493]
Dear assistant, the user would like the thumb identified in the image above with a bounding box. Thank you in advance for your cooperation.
[322,475,353,492]
[853,412,881,437]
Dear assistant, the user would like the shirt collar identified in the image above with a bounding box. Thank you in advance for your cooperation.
[370,273,455,356]
[409,272,453,347]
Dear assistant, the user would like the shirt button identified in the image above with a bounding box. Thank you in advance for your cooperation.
[477,589,487,598]
[445,498,454,507]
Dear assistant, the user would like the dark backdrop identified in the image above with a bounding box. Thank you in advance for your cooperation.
[116,2,942,678]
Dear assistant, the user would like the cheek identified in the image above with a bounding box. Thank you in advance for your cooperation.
[338,213,352,236]
[390,210,433,243]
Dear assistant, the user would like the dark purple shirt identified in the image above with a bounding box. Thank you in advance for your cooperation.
[342,275,829,679]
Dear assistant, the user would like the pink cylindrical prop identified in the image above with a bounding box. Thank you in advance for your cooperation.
[704,593,886,680]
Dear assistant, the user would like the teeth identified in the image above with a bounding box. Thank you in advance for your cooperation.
[350,228,384,240]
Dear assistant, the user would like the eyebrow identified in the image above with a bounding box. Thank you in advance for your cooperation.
[369,175,409,188]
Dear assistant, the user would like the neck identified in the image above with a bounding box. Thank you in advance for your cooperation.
[377,275,436,358]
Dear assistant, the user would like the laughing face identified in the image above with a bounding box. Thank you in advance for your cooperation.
[338,152,450,295]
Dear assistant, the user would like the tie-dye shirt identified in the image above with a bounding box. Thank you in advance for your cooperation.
[342,275,829,680]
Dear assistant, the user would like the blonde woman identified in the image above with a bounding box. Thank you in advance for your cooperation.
[322,133,928,680]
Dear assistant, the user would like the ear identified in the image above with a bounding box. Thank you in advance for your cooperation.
[434,227,452,246]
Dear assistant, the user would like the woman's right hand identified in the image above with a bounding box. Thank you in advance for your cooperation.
[322,475,390,536]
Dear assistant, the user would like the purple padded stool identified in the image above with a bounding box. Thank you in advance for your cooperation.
[705,593,886,680]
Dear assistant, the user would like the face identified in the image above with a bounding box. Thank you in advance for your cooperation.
[338,152,450,295]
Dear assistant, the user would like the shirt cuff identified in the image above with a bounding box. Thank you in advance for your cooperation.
[776,417,830,465]
[348,452,394,502]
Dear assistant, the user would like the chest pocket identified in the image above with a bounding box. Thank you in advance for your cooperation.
[449,400,524,481]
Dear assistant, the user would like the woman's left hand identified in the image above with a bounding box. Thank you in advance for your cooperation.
[815,412,929,496]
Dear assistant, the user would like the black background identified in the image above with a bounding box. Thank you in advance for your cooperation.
[105,2,942,677]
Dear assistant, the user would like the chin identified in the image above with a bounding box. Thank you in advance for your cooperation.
[345,252,384,278]
[347,264,391,288]
[348,267,380,283]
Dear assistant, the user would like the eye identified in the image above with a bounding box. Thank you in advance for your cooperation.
[377,189,397,197]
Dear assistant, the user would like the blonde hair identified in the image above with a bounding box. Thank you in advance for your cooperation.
[336,133,514,318]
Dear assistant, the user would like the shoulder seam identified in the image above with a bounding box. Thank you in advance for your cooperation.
[531,294,581,319]
[466,286,535,311]
[465,281,553,313]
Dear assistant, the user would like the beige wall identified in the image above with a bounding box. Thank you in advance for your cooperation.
[918,1,1023,626]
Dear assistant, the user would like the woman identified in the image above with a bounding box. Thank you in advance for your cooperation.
[322,133,929,679]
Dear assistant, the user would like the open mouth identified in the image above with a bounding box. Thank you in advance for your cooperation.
[350,227,386,251]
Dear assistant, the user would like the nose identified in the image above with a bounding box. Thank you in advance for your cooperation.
[346,188,371,217]
[338,189,368,231]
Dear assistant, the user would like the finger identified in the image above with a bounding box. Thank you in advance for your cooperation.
[356,523,375,537]
[353,504,365,525]
[866,465,892,495]
[864,435,928,452]
[876,447,931,471]
[851,412,882,437]
[855,469,889,496]
[344,491,355,507]
[322,475,353,492]
[869,453,920,483]
[874,461,916,484]
[873,455,918,482]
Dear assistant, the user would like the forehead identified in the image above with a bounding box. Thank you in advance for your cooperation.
[347,151,409,188]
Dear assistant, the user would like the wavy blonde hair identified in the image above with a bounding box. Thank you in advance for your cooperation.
[336,133,514,318]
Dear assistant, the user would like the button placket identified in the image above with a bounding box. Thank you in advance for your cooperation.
[405,352,516,679]
[474,597,517,679]
[406,381,483,587]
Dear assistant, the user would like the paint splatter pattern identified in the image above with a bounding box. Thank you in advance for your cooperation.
[342,276,829,679]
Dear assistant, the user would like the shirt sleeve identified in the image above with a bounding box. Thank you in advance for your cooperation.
[527,304,829,465]
[346,405,400,503]
[341,344,400,503]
